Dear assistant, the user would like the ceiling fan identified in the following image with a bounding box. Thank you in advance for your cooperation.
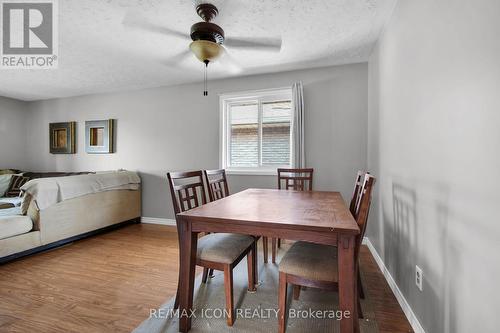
[123,2,282,96]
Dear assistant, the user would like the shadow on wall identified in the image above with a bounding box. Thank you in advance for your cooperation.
[433,192,458,333]
[381,178,461,333]
[389,182,418,294]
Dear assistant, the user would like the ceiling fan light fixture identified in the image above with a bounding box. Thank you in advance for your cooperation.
[189,40,223,63]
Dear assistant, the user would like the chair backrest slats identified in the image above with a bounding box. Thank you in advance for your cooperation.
[167,171,207,215]
[204,169,230,202]
[277,168,314,191]
[349,171,368,217]
[354,174,376,259]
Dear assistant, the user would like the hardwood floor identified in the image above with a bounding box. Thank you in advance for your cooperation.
[0,224,413,333]
[359,246,414,333]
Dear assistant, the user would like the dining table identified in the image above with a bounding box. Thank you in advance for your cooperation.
[176,188,360,333]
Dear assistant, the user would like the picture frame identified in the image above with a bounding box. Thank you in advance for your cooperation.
[49,122,76,154]
[85,119,115,154]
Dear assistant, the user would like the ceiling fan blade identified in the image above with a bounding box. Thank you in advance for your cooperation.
[160,49,193,68]
[122,13,190,40]
[224,37,282,51]
[219,48,243,74]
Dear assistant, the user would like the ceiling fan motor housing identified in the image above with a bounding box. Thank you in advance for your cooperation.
[190,3,225,44]
[190,22,224,44]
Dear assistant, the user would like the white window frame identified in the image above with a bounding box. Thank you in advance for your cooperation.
[220,87,293,175]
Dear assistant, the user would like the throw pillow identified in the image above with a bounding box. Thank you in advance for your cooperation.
[0,174,14,197]
[5,175,30,197]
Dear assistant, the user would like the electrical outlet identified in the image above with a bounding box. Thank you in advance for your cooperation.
[415,265,423,291]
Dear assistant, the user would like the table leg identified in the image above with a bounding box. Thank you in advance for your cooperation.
[252,241,258,285]
[263,237,268,263]
[337,234,359,333]
[178,217,198,333]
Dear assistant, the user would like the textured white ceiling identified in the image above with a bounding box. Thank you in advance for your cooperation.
[0,0,397,101]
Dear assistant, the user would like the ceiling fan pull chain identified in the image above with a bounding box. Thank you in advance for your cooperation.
[203,60,209,96]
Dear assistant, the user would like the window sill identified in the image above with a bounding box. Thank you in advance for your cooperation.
[225,169,279,176]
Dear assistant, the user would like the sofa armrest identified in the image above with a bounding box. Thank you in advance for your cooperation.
[27,200,40,231]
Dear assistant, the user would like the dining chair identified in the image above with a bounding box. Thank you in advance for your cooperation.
[348,170,369,299]
[277,174,376,333]
[204,169,263,281]
[271,168,314,263]
[290,170,370,300]
[204,169,230,201]
[349,170,368,216]
[167,171,258,326]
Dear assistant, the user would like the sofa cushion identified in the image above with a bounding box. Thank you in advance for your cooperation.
[0,215,33,240]
[0,206,21,217]
[0,197,23,207]
[21,170,140,212]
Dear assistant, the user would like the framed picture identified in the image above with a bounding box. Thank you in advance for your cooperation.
[49,122,76,154]
[85,119,115,154]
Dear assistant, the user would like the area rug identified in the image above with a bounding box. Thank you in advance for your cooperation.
[134,245,379,333]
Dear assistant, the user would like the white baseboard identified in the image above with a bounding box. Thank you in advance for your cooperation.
[141,217,176,226]
[363,237,426,333]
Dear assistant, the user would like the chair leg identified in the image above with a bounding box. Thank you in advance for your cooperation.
[174,274,180,309]
[224,265,234,326]
[247,248,256,292]
[174,288,179,309]
[357,295,364,319]
[358,269,365,299]
[272,238,277,263]
[262,237,268,263]
[277,238,281,248]
[202,268,209,283]
[278,271,288,333]
[293,284,301,300]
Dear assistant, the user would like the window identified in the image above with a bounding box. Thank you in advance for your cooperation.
[220,88,293,175]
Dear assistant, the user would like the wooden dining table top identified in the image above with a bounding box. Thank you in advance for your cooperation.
[178,188,360,235]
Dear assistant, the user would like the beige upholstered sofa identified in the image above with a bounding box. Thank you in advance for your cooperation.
[0,171,141,263]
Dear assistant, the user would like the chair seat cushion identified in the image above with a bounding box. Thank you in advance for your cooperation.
[279,241,338,282]
[197,233,254,264]
[0,215,33,240]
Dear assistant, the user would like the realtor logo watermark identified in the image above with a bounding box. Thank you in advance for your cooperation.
[150,307,352,321]
[0,0,58,69]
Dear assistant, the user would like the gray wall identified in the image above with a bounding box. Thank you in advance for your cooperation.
[367,0,500,332]
[24,63,368,219]
[0,96,28,170]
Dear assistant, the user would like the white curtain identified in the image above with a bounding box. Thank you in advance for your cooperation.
[292,81,305,168]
